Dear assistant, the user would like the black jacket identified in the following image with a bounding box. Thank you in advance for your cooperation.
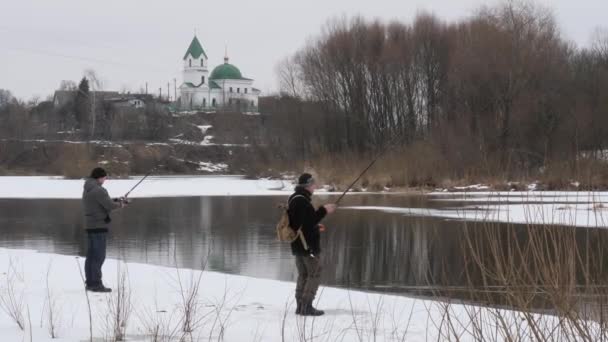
[287,188,327,256]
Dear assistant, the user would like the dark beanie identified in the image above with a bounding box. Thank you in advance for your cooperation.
[297,173,315,186]
[90,167,107,179]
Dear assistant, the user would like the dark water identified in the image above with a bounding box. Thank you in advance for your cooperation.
[1,194,607,301]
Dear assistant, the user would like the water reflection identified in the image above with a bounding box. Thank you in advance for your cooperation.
[1,195,607,304]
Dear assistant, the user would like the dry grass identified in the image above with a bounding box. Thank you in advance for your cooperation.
[105,261,132,341]
[269,144,608,192]
[0,258,25,331]
[44,261,60,338]
[297,142,455,191]
[424,206,608,341]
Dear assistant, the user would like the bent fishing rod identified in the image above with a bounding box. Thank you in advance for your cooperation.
[334,134,402,206]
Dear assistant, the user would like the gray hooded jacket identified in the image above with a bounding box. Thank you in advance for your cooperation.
[82,178,121,230]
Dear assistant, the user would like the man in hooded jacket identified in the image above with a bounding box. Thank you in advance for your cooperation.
[82,167,125,292]
[288,173,336,316]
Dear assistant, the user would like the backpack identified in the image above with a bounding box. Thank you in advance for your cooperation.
[276,195,309,250]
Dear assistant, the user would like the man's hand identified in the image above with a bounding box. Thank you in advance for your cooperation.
[119,197,131,208]
[324,204,337,214]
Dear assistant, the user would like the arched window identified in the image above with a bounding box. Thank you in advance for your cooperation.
[189,59,192,67]
[229,87,233,93]
[200,59,204,67]
[201,76,205,84]
[212,98,216,107]
[244,88,248,94]
[237,88,240,93]
[203,98,206,106]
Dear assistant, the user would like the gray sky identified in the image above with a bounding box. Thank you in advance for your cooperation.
[1,0,606,101]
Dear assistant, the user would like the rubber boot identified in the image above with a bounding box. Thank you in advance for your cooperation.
[300,301,324,316]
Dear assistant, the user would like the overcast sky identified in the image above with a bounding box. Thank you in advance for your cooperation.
[0,0,606,100]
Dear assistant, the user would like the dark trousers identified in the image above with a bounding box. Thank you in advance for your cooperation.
[85,231,107,287]
[295,255,322,303]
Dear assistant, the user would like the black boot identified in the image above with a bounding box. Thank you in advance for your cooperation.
[86,284,112,293]
[295,301,302,315]
[300,301,324,316]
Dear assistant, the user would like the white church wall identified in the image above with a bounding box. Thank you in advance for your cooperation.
[183,55,208,69]
[183,69,209,86]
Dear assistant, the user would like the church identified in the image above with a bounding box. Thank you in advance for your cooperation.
[179,36,260,111]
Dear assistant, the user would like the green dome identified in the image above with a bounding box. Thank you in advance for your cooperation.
[210,63,243,80]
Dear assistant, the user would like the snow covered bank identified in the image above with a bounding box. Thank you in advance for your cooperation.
[0,176,377,199]
[342,203,608,227]
[343,190,608,228]
[0,176,293,199]
[0,248,543,342]
[429,191,608,227]
[429,191,608,203]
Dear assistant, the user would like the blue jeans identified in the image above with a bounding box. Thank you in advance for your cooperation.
[85,232,107,287]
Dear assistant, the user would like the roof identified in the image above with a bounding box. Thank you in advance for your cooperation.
[107,94,153,102]
[183,36,208,60]
[183,81,219,89]
[53,90,120,107]
[210,63,246,80]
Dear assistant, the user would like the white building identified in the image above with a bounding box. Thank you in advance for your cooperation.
[179,36,260,111]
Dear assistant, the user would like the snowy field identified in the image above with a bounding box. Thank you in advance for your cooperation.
[0,248,563,342]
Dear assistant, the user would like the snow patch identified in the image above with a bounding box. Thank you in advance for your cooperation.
[0,248,559,342]
[453,184,490,191]
[197,125,212,134]
[201,135,214,145]
[0,176,292,198]
[196,161,228,173]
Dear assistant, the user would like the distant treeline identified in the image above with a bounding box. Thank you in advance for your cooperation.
[0,78,171,142]
[267,0,608,184]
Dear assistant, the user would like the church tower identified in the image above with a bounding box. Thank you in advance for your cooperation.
[179,34,260,111]
[182,36,209,87]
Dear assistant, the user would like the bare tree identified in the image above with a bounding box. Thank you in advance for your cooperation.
[84,69,103,138]
[276,56,305,98]
[0,89,14,108]
[591,27,608,60]
[58,80,77,91]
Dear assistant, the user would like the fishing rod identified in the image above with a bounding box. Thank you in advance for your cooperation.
[115,169,155,203]
[334,134,403,206]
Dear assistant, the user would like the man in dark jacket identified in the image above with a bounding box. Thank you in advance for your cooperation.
[82,167,125,292]
[288,173,336,316]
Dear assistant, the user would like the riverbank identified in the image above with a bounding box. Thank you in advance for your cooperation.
[0,178,604,341]
[0,247,521,342]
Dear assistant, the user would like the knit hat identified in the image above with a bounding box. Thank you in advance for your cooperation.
[297,173,315,187]
[90,167,108,179]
